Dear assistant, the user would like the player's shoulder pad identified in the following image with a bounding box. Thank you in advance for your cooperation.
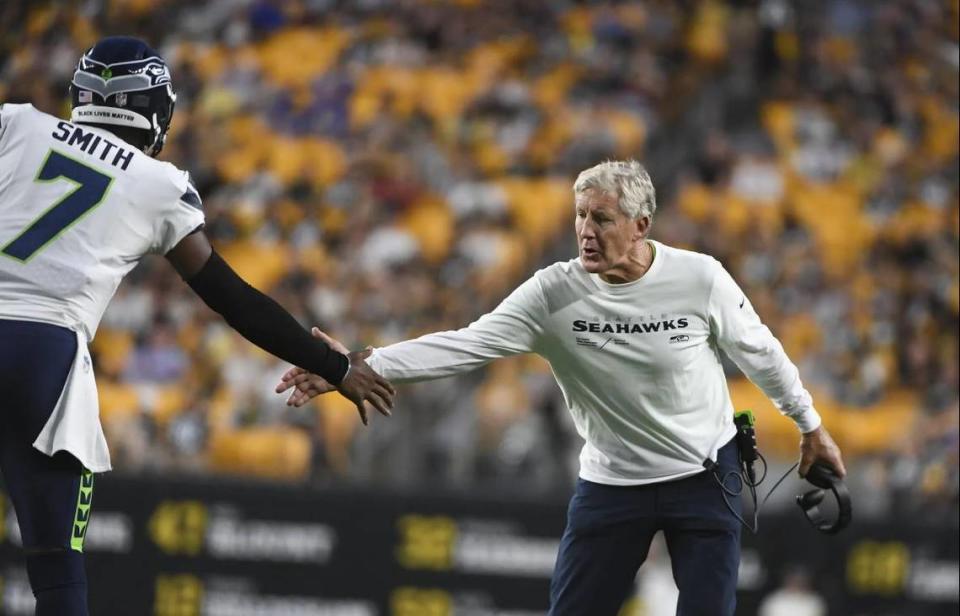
[0,102,37,133]
[179,171,203,210]
[148,160,203,211]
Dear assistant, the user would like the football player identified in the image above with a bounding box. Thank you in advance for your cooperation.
[0,36,394,615]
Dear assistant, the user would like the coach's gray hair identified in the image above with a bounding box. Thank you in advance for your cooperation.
[573,160,657,221]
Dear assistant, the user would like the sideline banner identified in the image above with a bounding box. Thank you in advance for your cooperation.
[1,475,957,615]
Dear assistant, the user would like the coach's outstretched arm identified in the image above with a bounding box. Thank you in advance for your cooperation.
[276,271,548,405]
[707,259,846,479]
[166,230,395,424]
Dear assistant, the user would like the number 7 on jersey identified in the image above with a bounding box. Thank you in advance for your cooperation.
[1,149,113,262]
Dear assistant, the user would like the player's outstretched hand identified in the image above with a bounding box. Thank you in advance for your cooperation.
[799,425,847,479]
[275,328,396,425]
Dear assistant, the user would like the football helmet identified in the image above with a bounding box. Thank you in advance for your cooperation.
[70,36,176,157]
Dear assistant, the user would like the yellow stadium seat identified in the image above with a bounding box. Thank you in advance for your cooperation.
[777,313,822,361]
[418,67,478,123]
[320,205,348,236]
[605,110,646,157]
[527,114,575,168]
[761,101,795,152]
[266,135,304,186]
[27,7,57,36]
[883,201,946,245]
[302,138,347,188]
[218,240,291,290]
[833,391,918,457]
[561,7,595,52]
[91,328,134,376]
[216,150,260,184]
[294,244,331,278]
[533,63,582,110]
[184,44,228,80]
[214,115,272,184]
[686,0,731,64]
[497,177,570,254]
[677,182,714,223]
[401,196,454,264]
[68,13,98,49]
[787,181,874,279]
[149,385,187,426]
[474,140,510,175]
[465,37,531,82]
[207,428,312,480]
[499,179,546,251]
[314,392,360,474]
[256,27,352,89]
[872,127,909,166]
[206,388,237,435]
[719,191,751,235]
[920,96,960,162]
[98,380,140,423]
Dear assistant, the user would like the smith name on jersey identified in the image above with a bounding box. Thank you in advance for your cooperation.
[0,103,204,342]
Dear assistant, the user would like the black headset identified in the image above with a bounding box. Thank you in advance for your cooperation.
[796,462,852,534]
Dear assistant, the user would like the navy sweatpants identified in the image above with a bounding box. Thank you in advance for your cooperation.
[549,438,742,616]
[0,319,91,616]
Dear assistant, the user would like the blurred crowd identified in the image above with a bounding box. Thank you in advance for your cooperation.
[1,0,957,517]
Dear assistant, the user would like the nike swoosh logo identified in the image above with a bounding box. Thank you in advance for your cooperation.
[739,297,745,308]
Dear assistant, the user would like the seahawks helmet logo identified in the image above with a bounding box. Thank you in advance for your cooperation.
[73,56,172,97]
[139,62,172,87]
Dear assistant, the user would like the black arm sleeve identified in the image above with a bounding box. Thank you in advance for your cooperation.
[186,250,349,385]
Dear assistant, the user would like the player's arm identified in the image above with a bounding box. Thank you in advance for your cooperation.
[165,231,395,424]
[276,273,548,404]
[707,260,846,477]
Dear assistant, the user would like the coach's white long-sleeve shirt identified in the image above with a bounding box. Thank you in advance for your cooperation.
[367,240,821,485]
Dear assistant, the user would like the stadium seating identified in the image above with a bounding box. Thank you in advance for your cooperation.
[1,1,955,512]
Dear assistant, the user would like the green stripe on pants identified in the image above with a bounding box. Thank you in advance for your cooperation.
[70,468,94,552]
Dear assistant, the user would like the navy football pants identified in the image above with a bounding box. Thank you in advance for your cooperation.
[549,438,741,616]
[0,319,91,616]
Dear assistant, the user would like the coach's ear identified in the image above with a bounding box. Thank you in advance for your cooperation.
[634,215,651,241]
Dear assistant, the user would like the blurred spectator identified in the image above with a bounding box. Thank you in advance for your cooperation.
[123,316,188,384]
[758,567,828,616]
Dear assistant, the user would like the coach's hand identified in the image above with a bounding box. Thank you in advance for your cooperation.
[276,328,396,425]
[276,365,335,406]
[799,425,846,479]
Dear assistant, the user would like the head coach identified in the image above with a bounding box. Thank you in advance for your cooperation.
[277,159,847,616]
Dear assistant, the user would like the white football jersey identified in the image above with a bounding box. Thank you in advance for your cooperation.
[0,103,204,341]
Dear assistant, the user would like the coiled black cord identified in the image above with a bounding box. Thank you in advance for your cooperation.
[707,452,799,534]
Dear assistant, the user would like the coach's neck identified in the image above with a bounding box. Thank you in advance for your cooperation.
[599,239,655,285]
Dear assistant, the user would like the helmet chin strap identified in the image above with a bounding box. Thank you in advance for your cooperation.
[146,112,173,156]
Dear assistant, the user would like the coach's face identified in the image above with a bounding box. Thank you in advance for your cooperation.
[575,188,649,278]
